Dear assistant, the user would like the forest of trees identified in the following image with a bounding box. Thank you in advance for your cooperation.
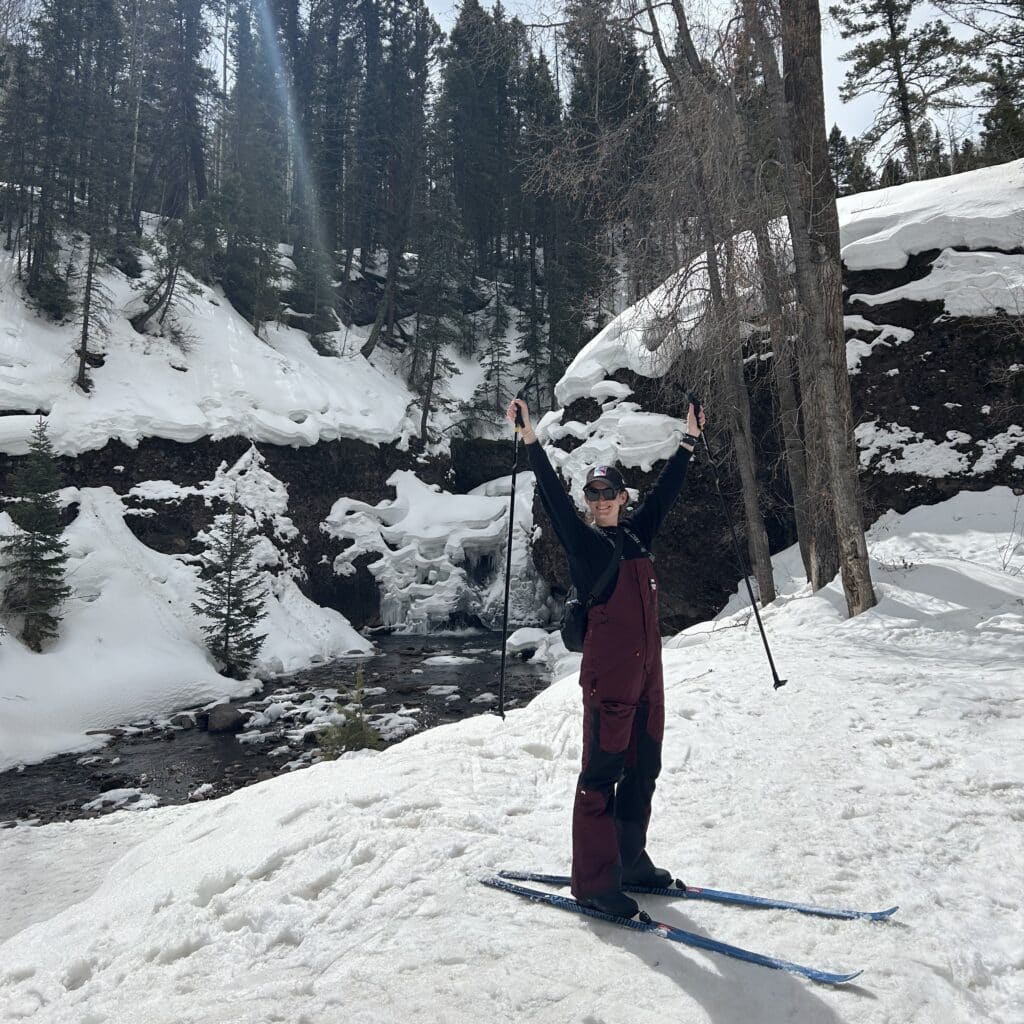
[0,0,1019,368]
[0,0,1021,618]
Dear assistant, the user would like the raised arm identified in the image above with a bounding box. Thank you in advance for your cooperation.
[628,402,706,544]
[507,398,590,555]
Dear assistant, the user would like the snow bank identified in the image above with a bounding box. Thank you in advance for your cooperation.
[838,159,1024,271]
[2,488,1022,1023]
[537,399,690,506]
[0,483,370,770]
[555,161,1024,406]
[0,252,416,456]
[856,420,1024,479]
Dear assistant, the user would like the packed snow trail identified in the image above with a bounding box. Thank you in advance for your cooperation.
[2,489,1023,1023]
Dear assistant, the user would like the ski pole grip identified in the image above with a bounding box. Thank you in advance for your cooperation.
[513,393,525,429]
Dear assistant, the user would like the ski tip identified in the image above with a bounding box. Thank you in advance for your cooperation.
[825,969,864,985]
[874,906,899,920]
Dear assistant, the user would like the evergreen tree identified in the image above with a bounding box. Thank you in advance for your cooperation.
[827,124,878,195]
[518,49,561,407]
[191,500,267,677]
[221,0,286,330]
[879,155,907,186]
[827,124,852,193]
[477,284,512,414]
[830,0,974,177]
[359,0,441,359]
[847,135,878,193]
[953,135,982,172]
[407,127,465,441]
[979,57,1024,163]
[1,418,72,651]
[557,0,658,337]
[915,120,950,178]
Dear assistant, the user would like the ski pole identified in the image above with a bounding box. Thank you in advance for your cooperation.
[688,393,787,690]
[496,395,526,719]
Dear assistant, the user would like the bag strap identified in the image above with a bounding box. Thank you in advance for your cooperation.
[585,528,624,608]
[621,524,654,562]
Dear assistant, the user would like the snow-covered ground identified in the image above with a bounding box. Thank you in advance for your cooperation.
[2,487,1022,1023]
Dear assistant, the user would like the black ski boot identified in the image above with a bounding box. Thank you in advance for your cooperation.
[577,889,640,919]
[621,851,676,889]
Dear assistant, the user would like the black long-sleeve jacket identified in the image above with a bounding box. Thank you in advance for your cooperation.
[527,439,692,605]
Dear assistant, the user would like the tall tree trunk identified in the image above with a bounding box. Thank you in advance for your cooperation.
[702,218,776,605]
[420,338,438,442]
[746,0,876,614]
[748,220,813,579]
[360,256,398,359]
[772,335,813,577]
[76,239,98,392]
[883,4,920,177]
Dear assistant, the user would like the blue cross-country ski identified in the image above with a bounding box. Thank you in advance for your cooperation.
[481,877,868,986]
[497,870,899,921]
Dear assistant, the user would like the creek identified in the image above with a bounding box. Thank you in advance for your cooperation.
[0,633,549,827]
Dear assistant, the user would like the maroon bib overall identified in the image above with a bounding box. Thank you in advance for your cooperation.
[571,555,665,900]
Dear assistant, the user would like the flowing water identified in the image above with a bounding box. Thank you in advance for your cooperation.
[0,633,549,827]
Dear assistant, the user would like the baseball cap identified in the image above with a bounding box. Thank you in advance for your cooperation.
[585,464,626,492]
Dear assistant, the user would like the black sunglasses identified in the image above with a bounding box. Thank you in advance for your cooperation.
[584,484,619,501]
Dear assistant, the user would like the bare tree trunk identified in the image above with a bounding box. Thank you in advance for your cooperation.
[771,336,813,577]
[745,0,876,614]
[76,240,98,392]
[420,339,438,442]
[747,220,813,579]
[644,0,776,601]
[702,222,776,604]
[716,239,776,604]
[338,246,354,325]
[360,255,398,359]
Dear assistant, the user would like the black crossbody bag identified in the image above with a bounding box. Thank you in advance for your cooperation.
[559,527,624,652]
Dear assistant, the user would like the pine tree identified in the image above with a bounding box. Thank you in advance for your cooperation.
[191,501,268,677]
[220,0,285,331]
[408,130,466,441]
[915,120,951,178]
[829,0,973,177]
[979,57,1024,163]
[478,284,512,414]
[827,124,852,193]
[1,418,72,651]
[879,156,907,186]
[953,135,982,172]
[847,136,878,193]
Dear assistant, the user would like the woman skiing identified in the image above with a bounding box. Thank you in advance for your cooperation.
[506,397,705,919]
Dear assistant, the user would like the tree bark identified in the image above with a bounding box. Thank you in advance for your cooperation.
[747,0,876,614]
[76,239,98,392]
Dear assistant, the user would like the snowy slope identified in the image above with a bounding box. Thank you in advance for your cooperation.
[0,251,417,456]
[2,488,1022,1023]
